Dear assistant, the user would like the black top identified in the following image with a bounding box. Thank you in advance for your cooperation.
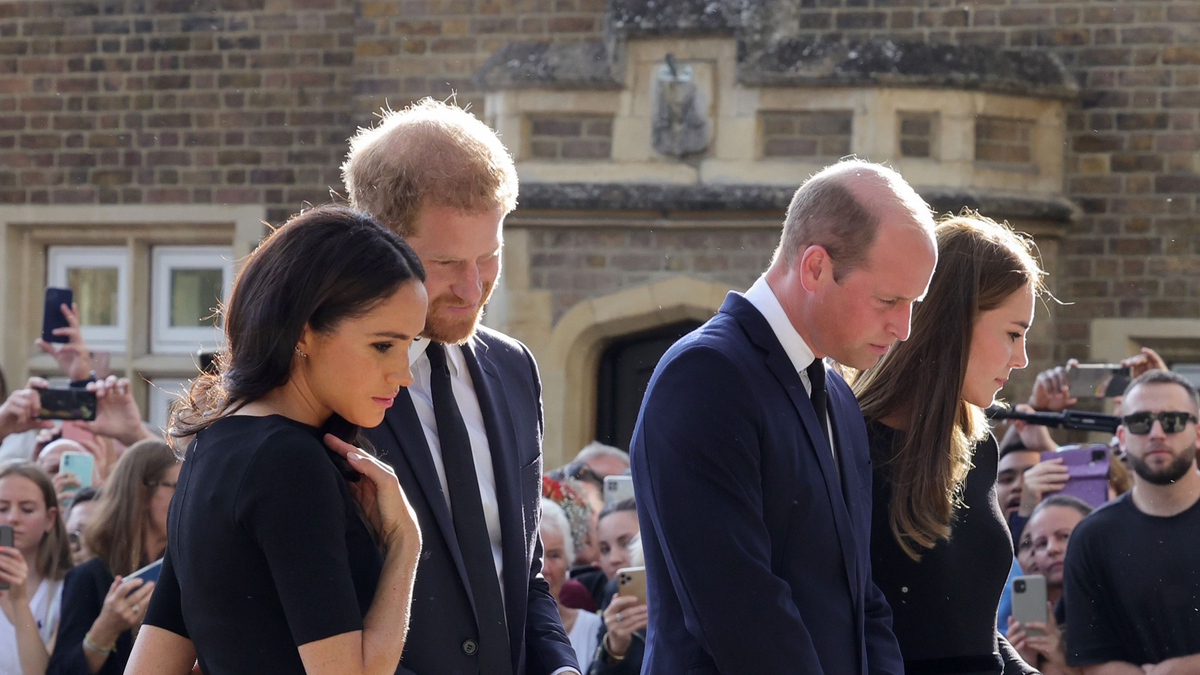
[47,557,133,675]
[143,415,383,675]
[1064,491,1200,667]
[867,421,1033,675]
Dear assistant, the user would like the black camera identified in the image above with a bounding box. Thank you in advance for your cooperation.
[1014,579,1027,593]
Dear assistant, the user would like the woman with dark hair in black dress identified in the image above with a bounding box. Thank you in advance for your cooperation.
[125,206,428,675]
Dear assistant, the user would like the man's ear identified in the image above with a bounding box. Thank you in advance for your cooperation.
[798,245,831,293]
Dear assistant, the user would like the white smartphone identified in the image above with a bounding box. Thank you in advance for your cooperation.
[1011,574,1048,637]
[603,475,635,504]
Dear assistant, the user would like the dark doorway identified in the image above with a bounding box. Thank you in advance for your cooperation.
[595,320,703,452]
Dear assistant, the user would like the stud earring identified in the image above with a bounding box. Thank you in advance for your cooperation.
[294,346,307,358]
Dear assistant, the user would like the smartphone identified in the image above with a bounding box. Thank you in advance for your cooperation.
[59,451,95,490]
[604,475,635,504]
[42,287,74,344]
[127,558,163,586]
[1041,445,1110,508]
[1011,574,1048,636]
[1066,363,1128,398]
[616,566,647,606]
[37,388,97,421]
[0,525,12,590]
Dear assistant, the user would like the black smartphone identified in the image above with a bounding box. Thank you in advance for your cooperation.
[42,287,74,344]
[37,388,97,421]
[0,524,13,590]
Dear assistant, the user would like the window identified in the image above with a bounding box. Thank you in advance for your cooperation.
[898,112,937,159]
[975,116,1035,169]
[47,246,130,352]
[527,115,614,160]
[151,246,233,354]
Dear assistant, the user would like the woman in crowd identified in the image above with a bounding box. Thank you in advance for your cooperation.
[64,487,101,567]
[1008,495,1092,675]
[544,476,603,612]
[595,499,639,582]
[0,462,73,675]
[125,206,426,675]
[854,214,1046,675]
[591,530,645,675]
[541,497,603,669]
[47,439,178,675]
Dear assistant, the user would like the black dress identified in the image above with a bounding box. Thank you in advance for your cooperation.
[142,415,384,675]
[867,420,1035,675]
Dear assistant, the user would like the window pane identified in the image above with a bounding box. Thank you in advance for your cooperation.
[66,267,119,326]
[170,268,223,327]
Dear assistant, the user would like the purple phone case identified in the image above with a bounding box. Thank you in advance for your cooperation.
[1040,445,1110,508]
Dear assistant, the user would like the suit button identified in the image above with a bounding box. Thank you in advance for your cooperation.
[462,639,478,656]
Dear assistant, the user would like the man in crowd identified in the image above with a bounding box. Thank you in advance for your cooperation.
[632,159,938,674]
[1064,370,1200,674]
[572,442,629,478]
[343,98,578,675]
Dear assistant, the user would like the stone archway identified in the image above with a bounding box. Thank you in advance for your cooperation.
[539,276,733,468]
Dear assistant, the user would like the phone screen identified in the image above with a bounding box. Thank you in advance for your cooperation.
[37,388,97,421]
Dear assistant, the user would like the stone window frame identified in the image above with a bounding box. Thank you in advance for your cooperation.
[0,205,264,421]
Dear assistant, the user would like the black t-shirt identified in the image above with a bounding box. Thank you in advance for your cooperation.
[867,422,1030,675]
[1064,491,1200,667]
[144,415,383,674]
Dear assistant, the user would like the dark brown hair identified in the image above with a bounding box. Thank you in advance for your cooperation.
[853,214,1045,560]
[0,462,72,580]
[169,206,425,440]
[84,440,178,577]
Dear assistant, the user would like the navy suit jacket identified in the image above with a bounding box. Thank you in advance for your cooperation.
[630,293,904,675]
[365,326,578,675]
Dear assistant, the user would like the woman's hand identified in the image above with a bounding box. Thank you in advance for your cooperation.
[1005,615,1039,668]
[1019,458,1070,517]
[91,576,155,646]
[84,376,152,448]
[0,545,30,621]
[324,434,420,553]
[0,377,54,439]
[1021,603,1072,673]
[602,594,648,658]
[36,303,92,382]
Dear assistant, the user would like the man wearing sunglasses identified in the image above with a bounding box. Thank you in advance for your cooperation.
[1062,369,1200,675]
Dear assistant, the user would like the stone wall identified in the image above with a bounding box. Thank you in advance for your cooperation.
[526,227,777,322]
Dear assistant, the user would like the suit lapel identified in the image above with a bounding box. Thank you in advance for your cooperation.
[721,293,860,601]
[460,337,527,668]
[381,391,476,606]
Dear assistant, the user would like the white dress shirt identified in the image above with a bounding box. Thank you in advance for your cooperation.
[407,337,506,596]
[743,275,838,466]
[407,338,581,675]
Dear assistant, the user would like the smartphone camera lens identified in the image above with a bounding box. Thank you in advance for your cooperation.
[1014,580,1026,593]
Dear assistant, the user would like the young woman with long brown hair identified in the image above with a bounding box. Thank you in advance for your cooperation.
[47,439,179,675]
[0,462,73,675]
[853,214,1046,675]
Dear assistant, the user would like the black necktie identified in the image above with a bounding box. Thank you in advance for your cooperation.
[426,343,513,675]
[806,358,830,445]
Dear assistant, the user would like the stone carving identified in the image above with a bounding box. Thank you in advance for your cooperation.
[652,53,710,158]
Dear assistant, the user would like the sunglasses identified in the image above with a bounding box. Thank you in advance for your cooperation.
[1121,411,1199,435]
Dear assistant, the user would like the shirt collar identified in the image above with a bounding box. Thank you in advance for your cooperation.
[743,275,817,374]
[409,337,463,377]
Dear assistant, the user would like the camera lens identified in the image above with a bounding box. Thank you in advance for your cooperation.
[1014,580,1026,593]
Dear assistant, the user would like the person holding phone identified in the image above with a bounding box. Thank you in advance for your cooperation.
[121,207,425,675]
[0,462,73,675]
[0,377,56,462]
[46,439,178,675]
[853,215,1045,674]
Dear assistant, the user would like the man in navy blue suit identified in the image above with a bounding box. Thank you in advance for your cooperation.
[342,99,579,675]
[631,160,939,675]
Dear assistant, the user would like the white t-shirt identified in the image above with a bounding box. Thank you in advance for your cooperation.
[567,609,603,671]
[0,576,64,675]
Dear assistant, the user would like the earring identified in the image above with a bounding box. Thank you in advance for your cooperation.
[294,346,307,358]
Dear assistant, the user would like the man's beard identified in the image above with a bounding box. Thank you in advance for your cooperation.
[423,279,495,345]
[1130,442,1198,485]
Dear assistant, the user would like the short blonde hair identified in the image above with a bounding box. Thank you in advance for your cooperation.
[341,98,519,237]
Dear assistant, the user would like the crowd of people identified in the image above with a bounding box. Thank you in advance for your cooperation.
[0,98,1195,675]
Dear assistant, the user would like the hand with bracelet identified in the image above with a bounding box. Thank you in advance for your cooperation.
[83,576,155,666]
[601,593,647,662]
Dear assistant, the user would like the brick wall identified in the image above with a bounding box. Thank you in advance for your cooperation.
[528,114,612,160]
[760,110,853,159]
[526,227,778,322]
